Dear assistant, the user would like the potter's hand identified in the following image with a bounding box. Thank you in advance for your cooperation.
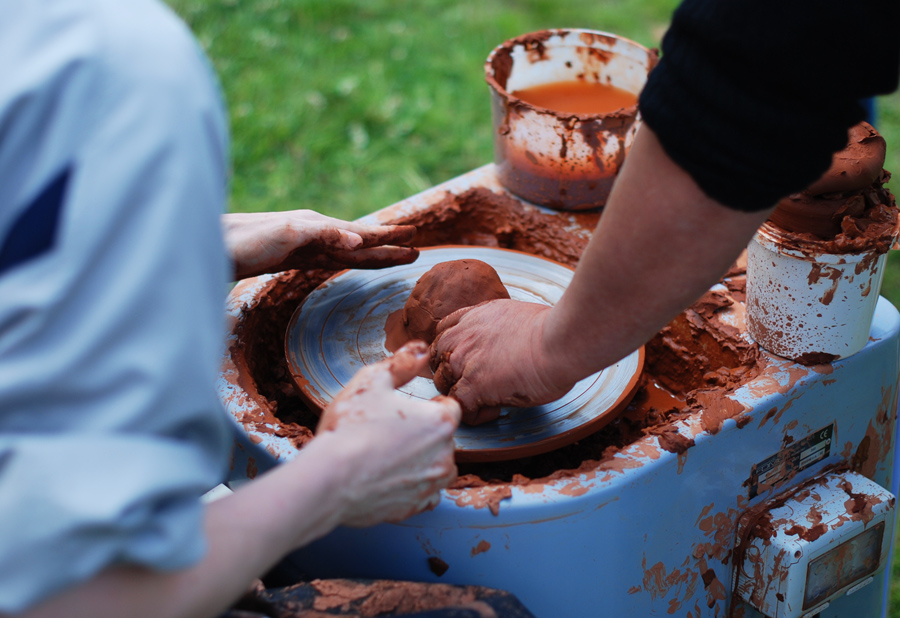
[430,300,577,425]
[317,341,461,527]
[223,211,418,280]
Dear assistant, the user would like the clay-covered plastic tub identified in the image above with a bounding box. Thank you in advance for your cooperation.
[485,29,657,210]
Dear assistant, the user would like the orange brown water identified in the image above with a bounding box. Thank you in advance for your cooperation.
[512,80,637,115]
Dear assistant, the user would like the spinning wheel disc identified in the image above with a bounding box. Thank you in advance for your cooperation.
[286,246,643,462]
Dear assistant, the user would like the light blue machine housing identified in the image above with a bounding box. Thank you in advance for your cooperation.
[221,166,900,618]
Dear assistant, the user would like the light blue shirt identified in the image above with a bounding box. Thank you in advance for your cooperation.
[0,0,233,610]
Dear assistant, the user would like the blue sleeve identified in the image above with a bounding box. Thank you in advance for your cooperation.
[0,0,233,610]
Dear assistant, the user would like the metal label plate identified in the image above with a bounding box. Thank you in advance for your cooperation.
[749,424,834,498]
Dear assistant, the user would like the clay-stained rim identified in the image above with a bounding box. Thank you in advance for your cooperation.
[483,28,658,120]
[754,221,899,262]
[284,244,645,462]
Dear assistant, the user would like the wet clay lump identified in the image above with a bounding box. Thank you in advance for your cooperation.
[769,122,897,253]
[397,259,510,346]
[512,80,637,115]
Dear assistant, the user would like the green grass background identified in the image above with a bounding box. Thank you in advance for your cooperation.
[165,0,900,612]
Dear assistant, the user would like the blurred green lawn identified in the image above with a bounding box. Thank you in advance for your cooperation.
[165,0,900,613]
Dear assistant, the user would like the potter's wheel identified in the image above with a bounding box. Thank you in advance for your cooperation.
[285,246,643,462]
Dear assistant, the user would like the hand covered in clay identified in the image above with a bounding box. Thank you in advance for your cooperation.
[317,341,461,527]
[223,210,418,280]
[430,300,577,425]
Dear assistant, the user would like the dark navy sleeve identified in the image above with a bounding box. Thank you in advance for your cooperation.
[638,0,900,211]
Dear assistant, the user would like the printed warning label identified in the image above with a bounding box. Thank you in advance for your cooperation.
[749,424,834,499]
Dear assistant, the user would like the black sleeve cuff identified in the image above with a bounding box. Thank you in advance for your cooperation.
[638,0,899,212]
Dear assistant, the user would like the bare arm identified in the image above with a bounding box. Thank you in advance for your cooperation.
[11,343,459,618]
[431,126,774,422]
[541,126,773,384]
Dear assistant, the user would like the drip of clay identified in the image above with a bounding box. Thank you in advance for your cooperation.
[401,259,510,344]
[769,122,890,240]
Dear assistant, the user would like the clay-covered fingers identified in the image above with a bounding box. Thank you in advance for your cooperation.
[428,304,478,382]
[465,405,502,426]
[306,224,348,249]
[433,305,478,343]
[278,212,414,247]
[432,361,500,425]
[386,341,429,387]
[385,450,458,522]
[333,395,460,527]
[349,223,416,248]
[313,339,462,528]
[320,342,449,433]
[434,364,501,426]
[429,394,463,430]
[430,305,498,423]
[281,242,419,272]
[429,299,570,425]
[314,245,420,270]
[448,379,502,426]
[430,356,455,398]
[316,362,395,433]
[307,221,416,252]
[226,210,420,277]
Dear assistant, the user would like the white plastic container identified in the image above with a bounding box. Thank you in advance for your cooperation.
[746,222,891,363]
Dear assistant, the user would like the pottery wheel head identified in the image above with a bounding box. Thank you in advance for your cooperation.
[285,246,644,462]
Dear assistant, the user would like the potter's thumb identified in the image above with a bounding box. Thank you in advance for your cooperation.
[450,381,497,426]
[388,341,429,387]
[431,395,462,427]
[360,223,417,247]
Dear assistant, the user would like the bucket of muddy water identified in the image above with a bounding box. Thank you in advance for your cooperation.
[485,29,657,211]
[746,222,893,364]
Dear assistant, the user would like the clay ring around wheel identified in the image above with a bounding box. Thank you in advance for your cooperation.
[285,246,644,462]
